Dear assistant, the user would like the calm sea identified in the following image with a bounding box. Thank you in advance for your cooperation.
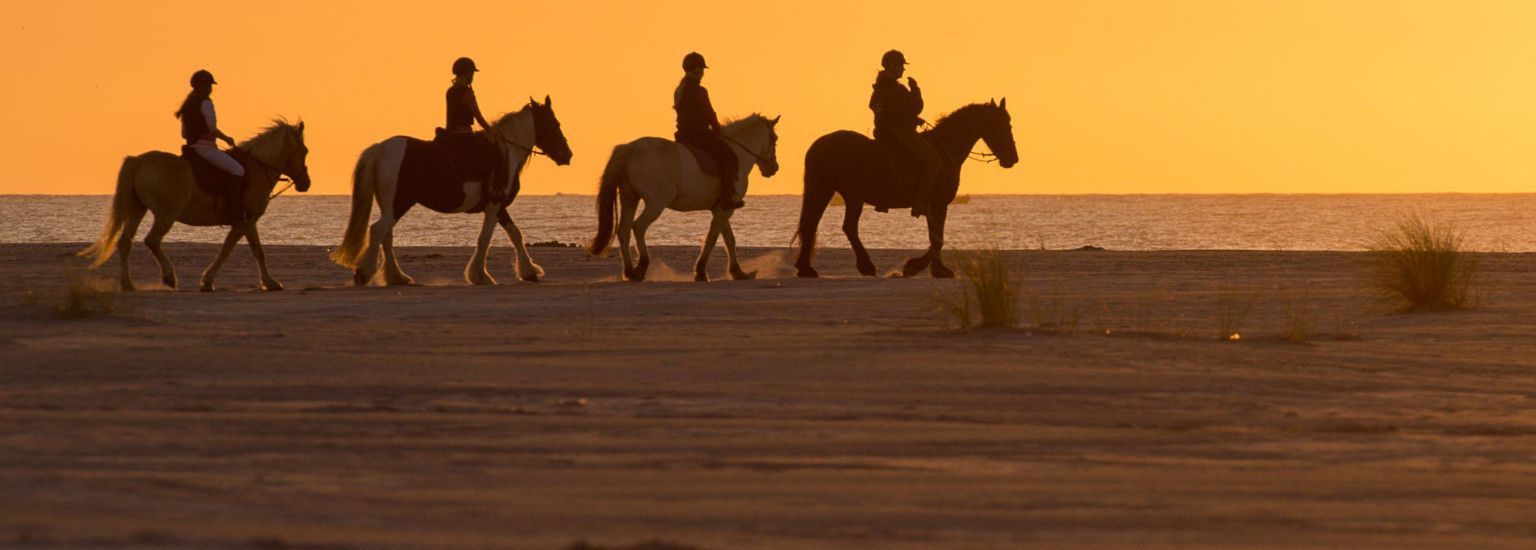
[2,194,1533,252]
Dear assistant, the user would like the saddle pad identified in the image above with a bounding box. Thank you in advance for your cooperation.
[681,143,720,178]
[180,146,242,196]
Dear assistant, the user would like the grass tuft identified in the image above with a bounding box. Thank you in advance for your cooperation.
[1366,215,1479,312]
[935,246,1018,330]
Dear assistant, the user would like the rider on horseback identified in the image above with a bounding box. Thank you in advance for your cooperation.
[175,69,247,222]
[870,50,941,217]
[442,56,503,198]
[675,52,744,210]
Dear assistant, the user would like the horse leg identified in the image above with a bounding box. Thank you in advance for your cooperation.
[722,219,755,280]
[243,223,283,291]
[617,194,639,281]
[464,210,499,286]
[794,188,835,279]
[355,215,395,287]
[694,214,724,282]
[927,205,955,278]
[143,214,177,289]
[115,208,148,291]
[630,200,666,281]
[200,226,244,292]
[381,232,415,286]
[843,202,877,277]
[498,207,544,282]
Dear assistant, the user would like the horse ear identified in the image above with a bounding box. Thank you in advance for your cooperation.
[298,121,305,132]
[770,115,781,126]
[989,97,996,106]
[529,96,537,106]
[544,94,552,107]
[999,97,1007,110]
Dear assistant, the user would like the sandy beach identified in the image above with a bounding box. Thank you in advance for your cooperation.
[2,242,1535,548]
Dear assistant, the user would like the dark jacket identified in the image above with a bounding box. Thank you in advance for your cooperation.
[869,71,924,138]
[177,91,212,145]
[674,76,721,142]
[446,83,482,132]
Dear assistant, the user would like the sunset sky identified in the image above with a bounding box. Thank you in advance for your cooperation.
[3,0,1534,195]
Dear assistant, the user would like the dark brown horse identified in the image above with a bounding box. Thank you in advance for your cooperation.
[793,99,1019,278]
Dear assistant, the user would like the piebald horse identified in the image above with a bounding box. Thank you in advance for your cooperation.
[332,97,572,286]
[794,100,1019,278]
[589,114,780,281]
[79,120,312,291]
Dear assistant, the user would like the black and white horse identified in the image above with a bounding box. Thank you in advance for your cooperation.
[332,97,572,285]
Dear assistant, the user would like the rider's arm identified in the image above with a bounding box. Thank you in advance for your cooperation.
[697,88,722,133]
[466,89,493,131]
[202,99,235,145]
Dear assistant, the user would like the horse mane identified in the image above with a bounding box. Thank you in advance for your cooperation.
[927,103,996,132]
[492,102,540,129]
[239,117,302,150]
[722,113,765,129]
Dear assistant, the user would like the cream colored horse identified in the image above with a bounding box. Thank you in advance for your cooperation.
[78,120,312,291]
[589,114,780,281]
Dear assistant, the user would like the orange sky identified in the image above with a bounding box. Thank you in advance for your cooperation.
[3,0,1534,195]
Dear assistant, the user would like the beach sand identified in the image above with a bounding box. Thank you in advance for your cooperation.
[2,242,1534,548]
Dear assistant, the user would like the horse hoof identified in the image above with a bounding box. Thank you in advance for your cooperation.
[694,272,709,282]
[796,266,819,278]
[931,263,956,279]
[263,282,285,292]
[162,278,177,289]
[857,265,878,278]
[385,276,417,287]
[901,257,931,278]
[730,269,758,281]
[623,268,644,282]
[521,273,541,283]
[199,284,215,292]
[353,271,371,287]
[121,282,137,292]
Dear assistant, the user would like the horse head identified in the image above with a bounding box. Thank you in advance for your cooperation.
[982,98,1019,169]
[726,114,781,178]
[528,95,573,165]
[248,119,312,192]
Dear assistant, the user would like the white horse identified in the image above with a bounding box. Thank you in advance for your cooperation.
[589,114,780,281]
[331,97,573,286]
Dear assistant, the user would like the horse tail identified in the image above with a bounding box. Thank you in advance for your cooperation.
[330,144,378,268]
[589,143,633,255]
[78,156,143,268]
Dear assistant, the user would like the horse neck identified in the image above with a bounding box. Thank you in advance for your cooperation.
[926,112,986,165]
[723,120,765,171]
[493,110,537,168]
[239,133,287,191]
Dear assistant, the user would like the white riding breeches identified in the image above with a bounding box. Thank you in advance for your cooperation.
[190,141,245,177]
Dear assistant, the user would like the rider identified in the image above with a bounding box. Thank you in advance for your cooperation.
[870,50,940,217]
[674,52,744,210]
[175,69,246,221]
[444,56,501,195]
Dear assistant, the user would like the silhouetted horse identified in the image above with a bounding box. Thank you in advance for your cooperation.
[589,114,780,282]
[79,120,312,291]
[794,100,1018,278]
[332,97,572,286]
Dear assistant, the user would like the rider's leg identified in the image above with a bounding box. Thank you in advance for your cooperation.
[897,131,939,217]
[708,136,744,210]
[193,144,248,223]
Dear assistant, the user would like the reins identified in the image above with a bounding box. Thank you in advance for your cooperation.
[721,132,770,165]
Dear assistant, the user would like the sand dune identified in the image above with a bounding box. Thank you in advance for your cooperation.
[2,243,1534,548]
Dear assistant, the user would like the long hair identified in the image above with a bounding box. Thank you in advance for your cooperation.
[174,88,210,119]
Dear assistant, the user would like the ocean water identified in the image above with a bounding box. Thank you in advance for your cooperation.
[3,194,1533,252]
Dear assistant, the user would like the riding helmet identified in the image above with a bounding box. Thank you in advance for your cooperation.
[881,50,908,69]
[190,69,217,88]
[682,52,709,71]
[452,57,479,75]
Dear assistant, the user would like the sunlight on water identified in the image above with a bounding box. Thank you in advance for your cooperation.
[4,194,1533,251]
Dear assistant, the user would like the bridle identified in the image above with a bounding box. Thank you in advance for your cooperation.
[235,130,303,198]
[720,129,774,167]
[486,106,548,157]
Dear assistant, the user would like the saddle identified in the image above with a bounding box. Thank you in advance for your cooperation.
[434,128,501,185]
[681,142,722,178]
[181,146,248,222]
[181,146,246,195]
